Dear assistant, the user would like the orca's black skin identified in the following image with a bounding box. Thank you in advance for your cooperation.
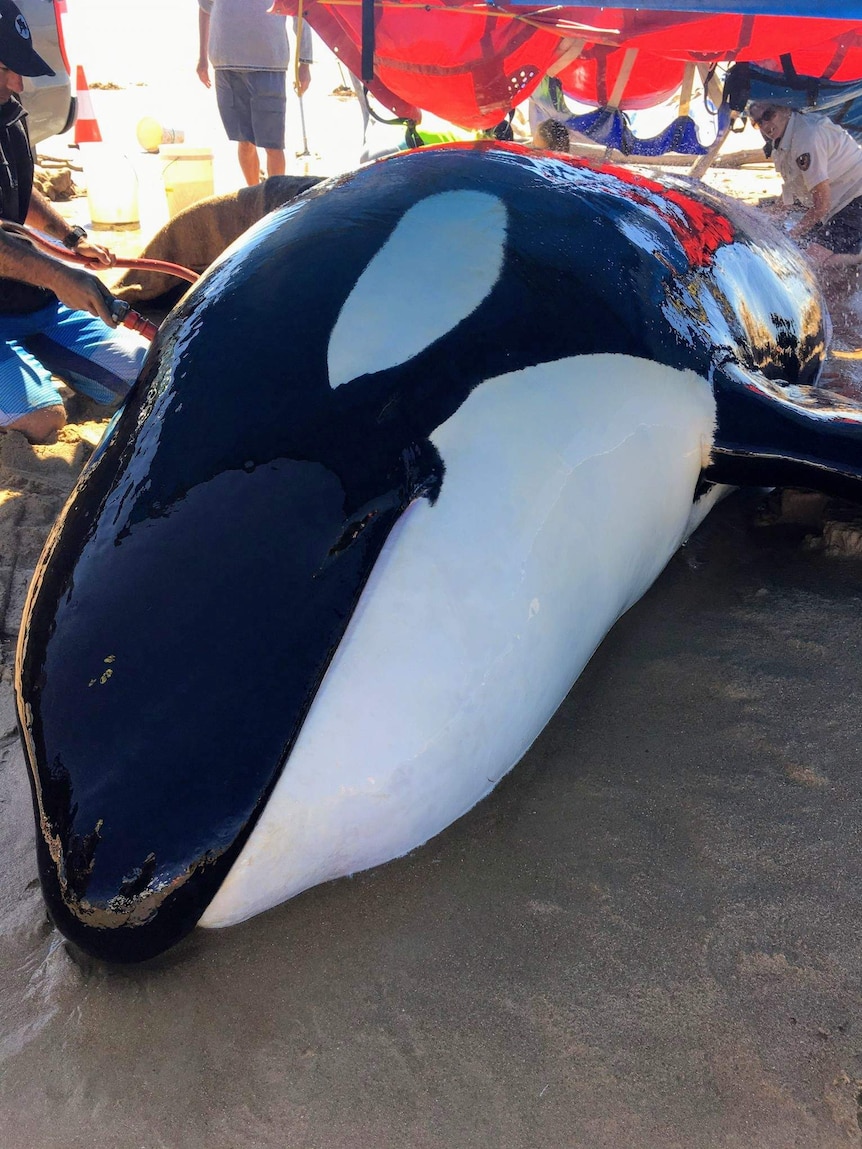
[14,143,850,963]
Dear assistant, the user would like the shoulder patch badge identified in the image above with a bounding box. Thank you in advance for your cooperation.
[797,152,811,171]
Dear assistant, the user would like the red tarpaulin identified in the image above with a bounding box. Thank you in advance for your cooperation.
[271,2,862,128]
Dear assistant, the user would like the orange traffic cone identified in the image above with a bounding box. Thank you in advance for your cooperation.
[73,65,102,145]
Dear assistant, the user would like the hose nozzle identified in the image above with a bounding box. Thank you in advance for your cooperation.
[110,297,158,341]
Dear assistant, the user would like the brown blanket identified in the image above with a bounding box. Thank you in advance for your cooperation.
[113,174,324,306]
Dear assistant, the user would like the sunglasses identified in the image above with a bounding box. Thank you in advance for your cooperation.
[751,107,778,128]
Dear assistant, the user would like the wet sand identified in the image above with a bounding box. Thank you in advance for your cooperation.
[1,476,862,1148]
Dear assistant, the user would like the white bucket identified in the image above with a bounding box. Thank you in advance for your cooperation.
[83,147,140,230]
[160,146,215,218]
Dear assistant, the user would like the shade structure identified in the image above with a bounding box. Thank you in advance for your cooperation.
[274,0,862,130]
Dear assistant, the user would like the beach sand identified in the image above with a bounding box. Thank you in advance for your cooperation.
[4,456,862,1149]
[1,26,862,1145]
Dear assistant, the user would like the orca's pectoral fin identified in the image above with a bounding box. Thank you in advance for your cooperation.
[707,366,862,502]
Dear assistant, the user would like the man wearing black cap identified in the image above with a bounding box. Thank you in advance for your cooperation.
[0,0,146,443]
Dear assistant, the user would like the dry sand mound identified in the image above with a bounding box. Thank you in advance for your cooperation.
[0,423,103,638]
[0,420,106,743]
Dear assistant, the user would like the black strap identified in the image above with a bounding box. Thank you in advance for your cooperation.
[361,0,375,83]
[362,86,424,148]
[490,110,516,141]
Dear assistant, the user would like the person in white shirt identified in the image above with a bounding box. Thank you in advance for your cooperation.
[749,101,862,271]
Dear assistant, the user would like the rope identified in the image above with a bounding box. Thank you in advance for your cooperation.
[363,87,423,147]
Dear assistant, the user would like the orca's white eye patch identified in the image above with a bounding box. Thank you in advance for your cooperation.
[327,190,507,389]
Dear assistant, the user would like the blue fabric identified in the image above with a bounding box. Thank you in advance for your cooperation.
[0,302,147,424]
[531,76,724,157]
[562,107,715,157]
[726,62,862,139]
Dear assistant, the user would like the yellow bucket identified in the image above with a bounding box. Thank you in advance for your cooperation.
[160,146,215,218]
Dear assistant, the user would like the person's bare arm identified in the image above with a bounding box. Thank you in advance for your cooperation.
[25,187,116,267]
[790,180,831,239]
[293,16,312,95]
[0,226,116,326]
[197,9,211,87]
[294,61,311,96]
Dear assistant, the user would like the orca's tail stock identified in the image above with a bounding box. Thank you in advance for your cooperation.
[707,363,862,501]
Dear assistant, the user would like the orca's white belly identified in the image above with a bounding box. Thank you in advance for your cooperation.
[201,354,716,927]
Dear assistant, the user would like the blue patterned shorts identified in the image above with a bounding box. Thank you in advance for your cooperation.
[0,302,148,425]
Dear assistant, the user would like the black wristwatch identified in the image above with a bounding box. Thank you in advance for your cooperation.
[62,225,87,250]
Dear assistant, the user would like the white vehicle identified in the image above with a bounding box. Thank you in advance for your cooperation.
[20,0,75,143]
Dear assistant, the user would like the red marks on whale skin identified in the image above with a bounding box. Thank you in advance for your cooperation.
[520,145,735,266]
[660,190,735,266]
[589,160,735,268]
[404,142,737,269]
[520,143,736,267]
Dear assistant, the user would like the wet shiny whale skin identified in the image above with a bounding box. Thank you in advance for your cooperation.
[15,143,861,963]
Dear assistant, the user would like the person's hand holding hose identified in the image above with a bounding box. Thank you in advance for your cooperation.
[43,263,121,326]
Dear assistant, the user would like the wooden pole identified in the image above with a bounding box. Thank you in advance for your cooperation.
[689,116,734,179]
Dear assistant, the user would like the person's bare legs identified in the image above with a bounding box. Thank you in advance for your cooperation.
[264,147,286,178]
[237,140,262,186]
[6,403,66,444]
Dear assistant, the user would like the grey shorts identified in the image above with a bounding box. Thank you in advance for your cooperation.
[214,69,286,150]
[809,195,862,255]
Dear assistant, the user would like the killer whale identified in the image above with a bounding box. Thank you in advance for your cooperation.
[15,143,862,963]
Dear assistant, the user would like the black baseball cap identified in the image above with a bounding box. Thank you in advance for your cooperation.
[0,0,54,77]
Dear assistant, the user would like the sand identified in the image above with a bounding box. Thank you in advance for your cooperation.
[0,67,862,1147]
[2,462,862,1148]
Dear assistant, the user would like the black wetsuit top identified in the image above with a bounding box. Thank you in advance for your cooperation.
[0,95,55,316]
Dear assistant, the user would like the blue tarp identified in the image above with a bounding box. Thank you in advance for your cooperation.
[725,63,862,137]
[531,76,727,156]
